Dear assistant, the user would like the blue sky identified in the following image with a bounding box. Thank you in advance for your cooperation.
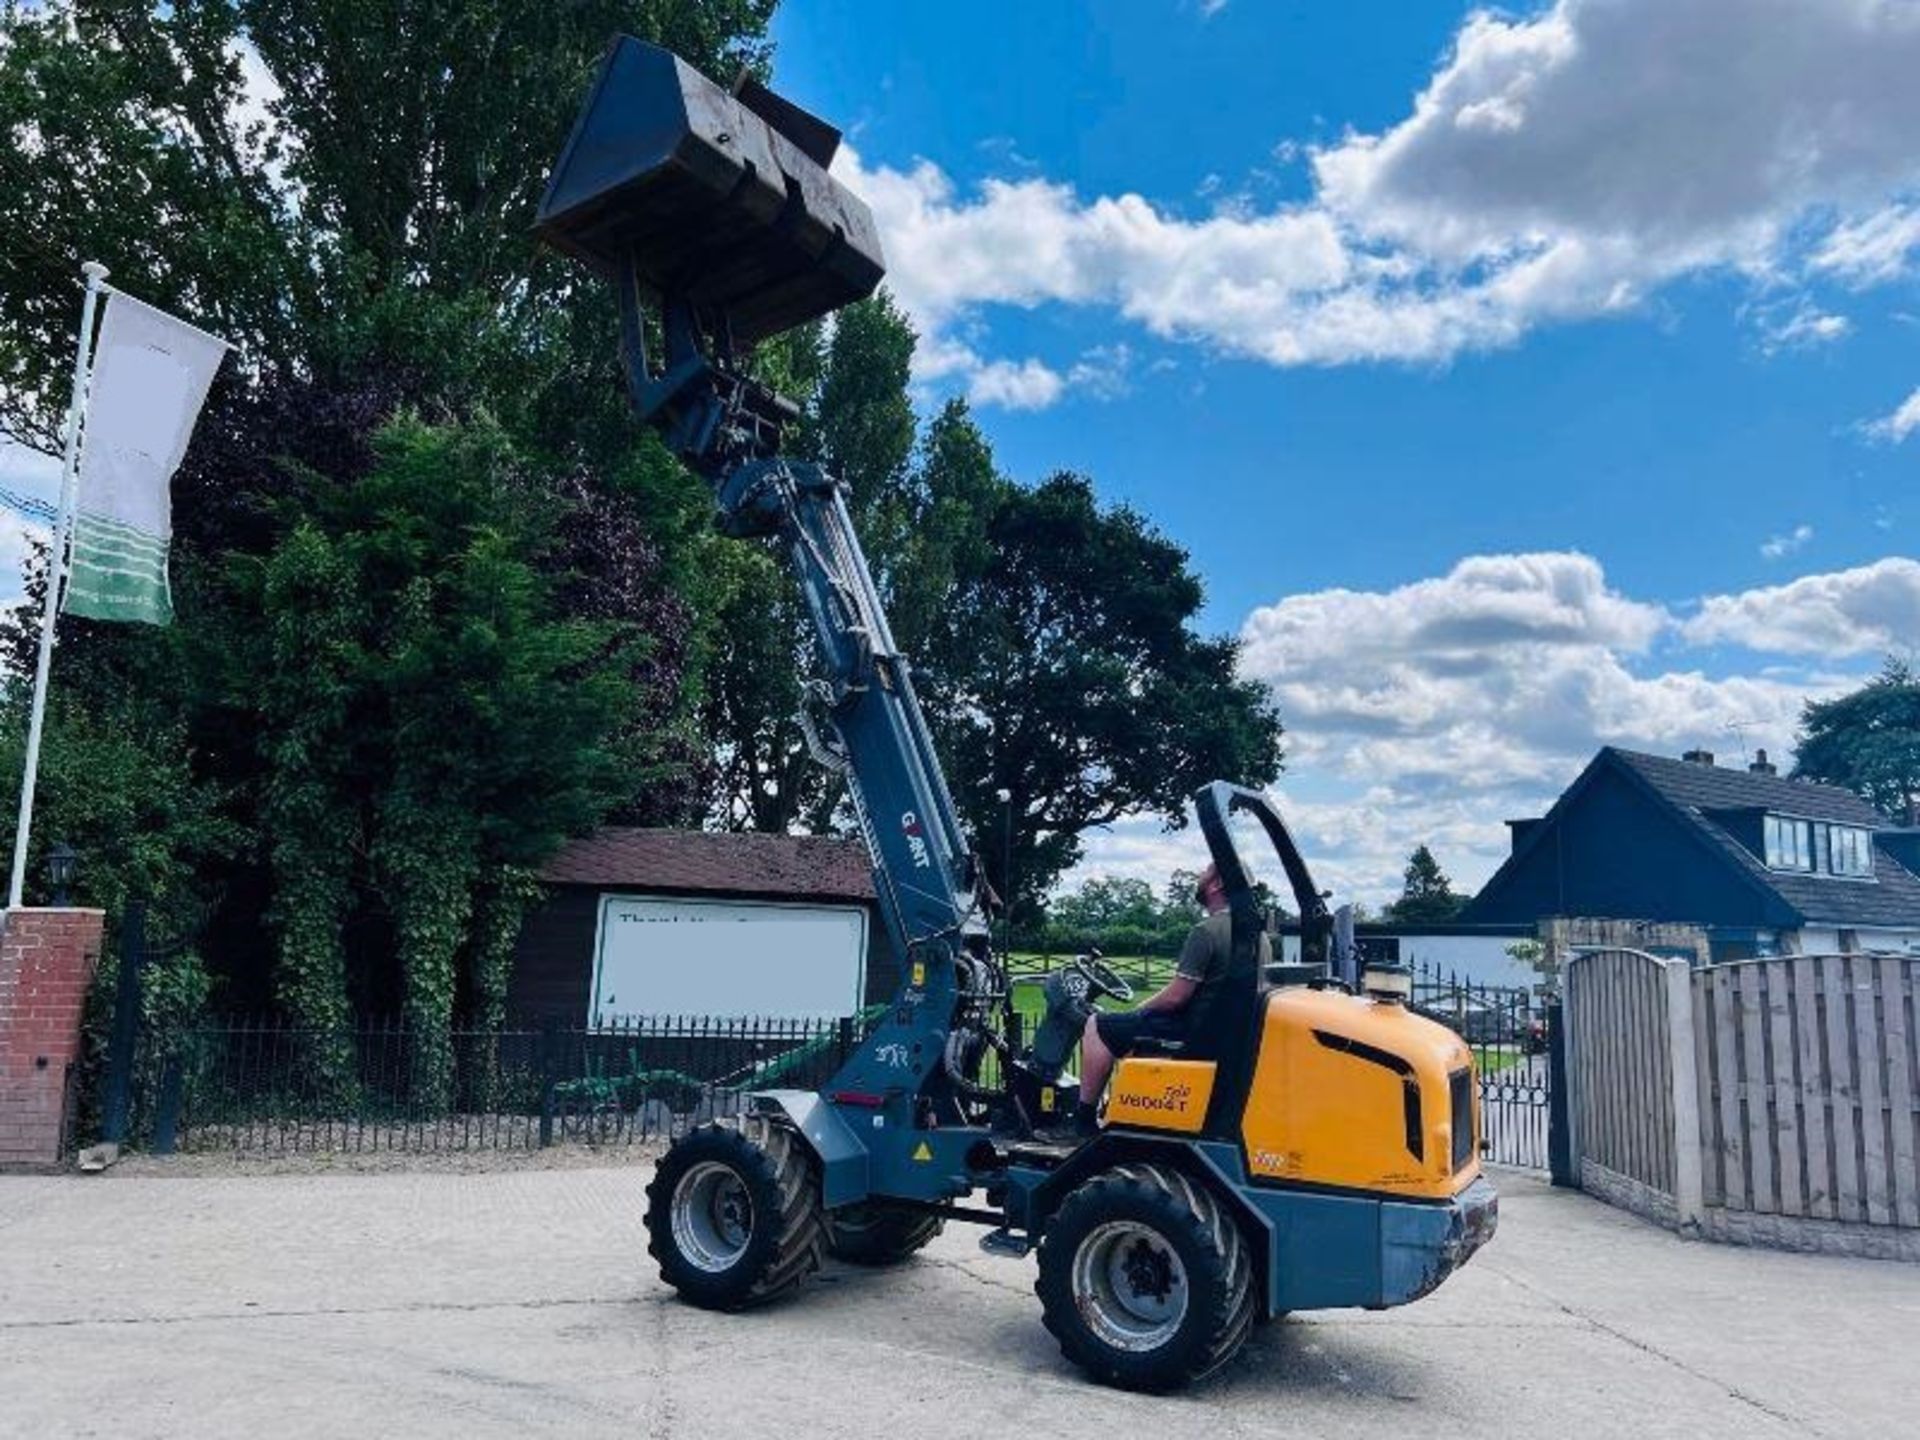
[763,0,1920,903]
[5,1,1916,907]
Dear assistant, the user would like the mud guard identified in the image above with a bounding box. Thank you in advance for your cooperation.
[748,1090,870,1208]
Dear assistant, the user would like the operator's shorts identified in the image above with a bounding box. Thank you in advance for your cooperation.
[1093,1008,1187,1054]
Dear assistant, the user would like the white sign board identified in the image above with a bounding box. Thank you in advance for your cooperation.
[590,894,868,1025]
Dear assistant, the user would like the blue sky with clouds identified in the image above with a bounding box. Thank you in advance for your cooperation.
[759,0,1920,903]
[5,0,1916,906]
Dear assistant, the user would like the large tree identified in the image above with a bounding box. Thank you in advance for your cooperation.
[1795,660,1920,820]
[0,2,777,1048]
[0,0,777,452]
[920,471,1286,919]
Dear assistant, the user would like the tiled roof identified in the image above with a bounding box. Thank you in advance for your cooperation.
[1610,749,1920,928]
[540,828,875,902]
[1612,749,1887,825]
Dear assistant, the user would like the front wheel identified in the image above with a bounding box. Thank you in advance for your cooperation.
[1035,1162,1255,1391]
[643,1116,824,1309]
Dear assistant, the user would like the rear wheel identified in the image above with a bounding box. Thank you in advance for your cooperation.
[643,1116,824,1309]
[1035,1162,1255,1391]
[826,1202,945,1265]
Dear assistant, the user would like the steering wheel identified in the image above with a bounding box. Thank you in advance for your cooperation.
[1071,950,1136,1004]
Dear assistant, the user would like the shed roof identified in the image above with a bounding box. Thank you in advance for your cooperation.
[540,828,875,902]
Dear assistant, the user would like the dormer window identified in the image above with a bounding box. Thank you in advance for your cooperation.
[1828,825,1874,878]
[1762,814,1875,876]
[1764,814,1811,871]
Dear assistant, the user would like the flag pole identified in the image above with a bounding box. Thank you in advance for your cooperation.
[9,261,109,910]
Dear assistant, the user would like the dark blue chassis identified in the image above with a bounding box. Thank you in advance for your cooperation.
[754,1090,1498,1317]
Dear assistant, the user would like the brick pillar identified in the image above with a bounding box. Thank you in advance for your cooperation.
[0,908,106,1169]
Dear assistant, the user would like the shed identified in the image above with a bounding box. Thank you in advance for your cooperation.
[507,828,894,1023]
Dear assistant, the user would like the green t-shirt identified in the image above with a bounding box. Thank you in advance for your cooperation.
[1175,910,1271,991]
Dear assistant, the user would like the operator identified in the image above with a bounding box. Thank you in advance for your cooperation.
[1063,863,1269,1138]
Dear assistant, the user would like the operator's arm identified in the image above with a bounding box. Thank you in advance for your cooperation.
[1136,921,1214,1013]
[1138,975,1198,1014]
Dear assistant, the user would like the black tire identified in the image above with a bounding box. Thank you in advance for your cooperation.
[1035,1161,1255,1391]
[825,1202,945,1265]
[643,1115,825,1309]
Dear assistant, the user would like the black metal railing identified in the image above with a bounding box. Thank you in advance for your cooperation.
[1407,959,1552,1171]
[116,1012,876,1156]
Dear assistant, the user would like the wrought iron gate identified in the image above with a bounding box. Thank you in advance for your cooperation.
[1409,961,1554,1171]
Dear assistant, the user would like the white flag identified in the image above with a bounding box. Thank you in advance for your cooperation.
[66,291,228,625]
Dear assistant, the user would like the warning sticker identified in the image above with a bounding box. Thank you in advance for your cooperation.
[912,1140,933,1162]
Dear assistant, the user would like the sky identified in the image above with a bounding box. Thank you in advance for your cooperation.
[760,0,1920,906]
[4,0,1917,909]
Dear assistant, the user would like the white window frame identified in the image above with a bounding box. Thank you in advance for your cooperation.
[1764,814,1813,872]
[1828,825,1874,878]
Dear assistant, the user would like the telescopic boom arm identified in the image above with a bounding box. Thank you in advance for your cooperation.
[536,38,997,1115]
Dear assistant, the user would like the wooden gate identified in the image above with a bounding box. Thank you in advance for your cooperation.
[1562,947,1705,1227]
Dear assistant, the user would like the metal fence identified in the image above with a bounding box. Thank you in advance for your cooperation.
[118,1013,871,1156]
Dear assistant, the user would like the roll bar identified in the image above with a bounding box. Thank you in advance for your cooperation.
[1193,781,1333,970]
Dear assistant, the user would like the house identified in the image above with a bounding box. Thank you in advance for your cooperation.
[1464,747,1920,961]
[506,829,896,1024]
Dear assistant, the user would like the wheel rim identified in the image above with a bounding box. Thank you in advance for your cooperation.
[1071,1219,1189,1352]
[671,1161,755,1273]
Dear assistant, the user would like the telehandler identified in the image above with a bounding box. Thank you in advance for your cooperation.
[537,37,1496,1390]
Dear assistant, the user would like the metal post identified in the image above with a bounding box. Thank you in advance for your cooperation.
[537,1017,559,1148]
[1546,998,1575,1187]
[100,901,148,1145]
[9,262,109,910]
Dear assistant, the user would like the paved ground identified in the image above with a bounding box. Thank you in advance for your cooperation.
[2,1162,1916,1439]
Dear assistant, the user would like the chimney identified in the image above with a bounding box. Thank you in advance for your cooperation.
[1749,748,1777,776]
[1682,749,1715,766]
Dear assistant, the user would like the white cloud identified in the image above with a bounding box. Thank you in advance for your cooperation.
[1863,386,1920,444]
[1754,301,1850,354]
[966,357,1065,411]
[1812,203,1920,287]
[842,1,1920,381]
[1683,557,1920,657]
[1759,523,1813,560]
[1073,551,1890,906]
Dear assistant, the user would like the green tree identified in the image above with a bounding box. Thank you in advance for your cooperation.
[247,416,638,1095]
[0,1,778,450]
[1384,844,1468,924]
[0,2,775,1049]
[921,473,1286,919]
[1795,660,1920,819]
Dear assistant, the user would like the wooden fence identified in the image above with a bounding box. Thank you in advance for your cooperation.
[1694,955,1919,1228]
[1565,948,1920,1256]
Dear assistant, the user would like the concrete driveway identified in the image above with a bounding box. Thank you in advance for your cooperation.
[1,1161,1914,1439]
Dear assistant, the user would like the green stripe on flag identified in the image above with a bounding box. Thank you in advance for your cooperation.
[65,511,172,625]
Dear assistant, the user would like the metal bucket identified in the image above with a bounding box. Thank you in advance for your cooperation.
[536,35,885,343]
